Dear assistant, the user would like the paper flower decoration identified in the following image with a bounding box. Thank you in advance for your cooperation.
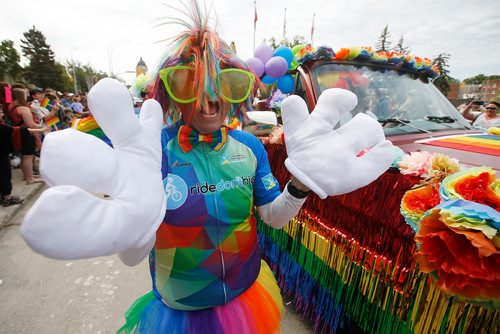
[440,167,500,212]
[268,125,284,145]
[390,146,405,168]
[415,200,500,304]
[268,89,287,110]
[401,183,441,232]
[398,151,461,183]
[427,153,461,182]
[398,151,434,178]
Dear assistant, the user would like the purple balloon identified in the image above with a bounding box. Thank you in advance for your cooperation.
[265,56,288,78]
[245,57,264,77]
[254,44,274,64]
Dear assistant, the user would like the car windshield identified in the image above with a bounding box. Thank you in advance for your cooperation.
[312,62,471,135]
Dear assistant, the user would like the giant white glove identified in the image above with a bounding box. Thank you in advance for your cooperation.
[281,88,395,199]
[21,78,166,260]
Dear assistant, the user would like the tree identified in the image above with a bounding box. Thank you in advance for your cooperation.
[0,40,23,82]
[432,52,452,96]
[266,35,307,50]
[393,35,410,54]
[20,26,65,90]
[463,74,500,84]
[376,25,391,52]
[57,61,108,93]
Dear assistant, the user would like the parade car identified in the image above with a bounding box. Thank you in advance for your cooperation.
[257,47,499,334]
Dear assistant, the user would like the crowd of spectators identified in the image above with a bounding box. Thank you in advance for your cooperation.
[0,81,90,207]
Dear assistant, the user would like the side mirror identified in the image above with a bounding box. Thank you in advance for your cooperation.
[243,111,278,136]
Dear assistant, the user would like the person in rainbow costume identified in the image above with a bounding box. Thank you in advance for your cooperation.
[20,2,395,333]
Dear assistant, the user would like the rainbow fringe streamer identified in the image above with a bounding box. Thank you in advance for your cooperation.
[258,215,499,334]
[259,144,499,333]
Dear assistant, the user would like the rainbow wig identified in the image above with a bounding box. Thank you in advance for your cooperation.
[152,0,257,126]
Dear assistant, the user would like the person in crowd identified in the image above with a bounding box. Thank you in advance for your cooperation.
[11,83,26,90]
[29,87,50,120]
[461,100,500,129]
[70,95,89,117]
[0,104,24,206]
[372,89,393,120]
[43,92,65,130]
[7,88,45,184]
[61,92,73,108]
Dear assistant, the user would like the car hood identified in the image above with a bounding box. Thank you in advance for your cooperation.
[389,129,500,173]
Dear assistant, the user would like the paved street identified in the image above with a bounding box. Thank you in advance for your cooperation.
[0,169,313,334]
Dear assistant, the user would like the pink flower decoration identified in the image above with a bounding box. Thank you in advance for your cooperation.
[398,151,434,178]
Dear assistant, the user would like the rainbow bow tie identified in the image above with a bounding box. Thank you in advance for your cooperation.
[178,125,229,153]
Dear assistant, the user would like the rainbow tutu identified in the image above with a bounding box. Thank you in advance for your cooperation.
[118,260,283,334]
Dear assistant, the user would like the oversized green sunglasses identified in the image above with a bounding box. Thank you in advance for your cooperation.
[159,66,255,104]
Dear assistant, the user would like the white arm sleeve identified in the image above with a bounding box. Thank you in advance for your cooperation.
[257,183,307,229]
[118,236,155,266]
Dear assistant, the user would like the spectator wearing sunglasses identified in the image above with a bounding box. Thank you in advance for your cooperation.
[462,100,500,129]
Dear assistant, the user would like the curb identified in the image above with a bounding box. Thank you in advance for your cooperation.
[0,168,46,230]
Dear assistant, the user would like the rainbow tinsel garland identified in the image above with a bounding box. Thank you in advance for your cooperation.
[295,46,440,79]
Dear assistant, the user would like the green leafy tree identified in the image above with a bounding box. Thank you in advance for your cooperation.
[76,63,107,92]
[432,52,452,96]
[58,61,107,93]
[393,35,410,54]
[56,62,74,92]
[20,26,65,90]
[376,25,391,52]
[463,74,500,84]
[0,40,23,82]
[267,35,307,50]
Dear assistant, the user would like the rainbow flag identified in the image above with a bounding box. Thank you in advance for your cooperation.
[45,115,60,128]
[41,97,55,112]
[420,134,500,156]
[71,116,112,146]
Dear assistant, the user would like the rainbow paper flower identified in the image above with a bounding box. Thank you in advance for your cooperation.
[440,167,500,212]
[415,199,500,304]
[401,183,441,232]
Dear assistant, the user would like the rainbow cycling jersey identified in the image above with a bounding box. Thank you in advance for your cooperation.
[150,123,281,310]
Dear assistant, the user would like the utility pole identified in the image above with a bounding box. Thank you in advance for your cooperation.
[253,0,257,52]
[283,7,287,41]
[72,65,78,94]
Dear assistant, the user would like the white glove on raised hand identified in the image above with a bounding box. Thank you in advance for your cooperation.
[21,78,166,260]
[282,88,395,199]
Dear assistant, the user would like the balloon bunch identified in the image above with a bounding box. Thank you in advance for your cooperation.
[246,44,306,94]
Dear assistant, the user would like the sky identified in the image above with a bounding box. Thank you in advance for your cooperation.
[2,0,500,85]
